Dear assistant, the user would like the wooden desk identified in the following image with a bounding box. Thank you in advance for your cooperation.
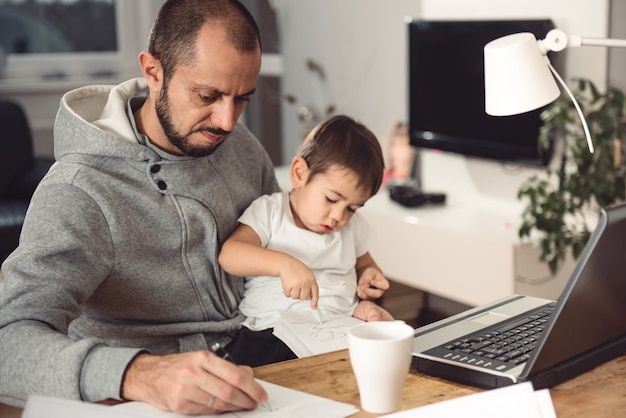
[254,349,626,417]
[1,350,624,417]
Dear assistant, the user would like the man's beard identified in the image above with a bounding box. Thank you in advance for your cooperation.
[155,86,229,158]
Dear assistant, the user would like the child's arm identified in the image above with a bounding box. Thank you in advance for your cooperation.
[353,253,394,321]
[219,224,320,308]
[355,252,390,300]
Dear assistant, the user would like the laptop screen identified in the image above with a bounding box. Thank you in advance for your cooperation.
[525,204,626,376]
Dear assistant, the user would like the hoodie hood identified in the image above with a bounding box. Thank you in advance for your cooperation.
[54,77,154,162]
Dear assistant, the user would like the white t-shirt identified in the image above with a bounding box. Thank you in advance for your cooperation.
[237,191,370,331]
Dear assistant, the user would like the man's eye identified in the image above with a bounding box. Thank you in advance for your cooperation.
[236,96,252,103]
[199,94,217,103]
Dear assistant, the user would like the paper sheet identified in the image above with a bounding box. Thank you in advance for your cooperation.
[380,382,556,418]
[272,310,365,357]
[23,396,148,418]
[113,380,359,418]
[23,380,358,418]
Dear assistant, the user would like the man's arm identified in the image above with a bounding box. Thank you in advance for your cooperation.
[0,183,118,406]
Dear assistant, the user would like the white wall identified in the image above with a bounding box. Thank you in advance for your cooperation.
[276,0,421,163]
[3,0,619,203]
[276,0,612,202]
[609,0,626,93]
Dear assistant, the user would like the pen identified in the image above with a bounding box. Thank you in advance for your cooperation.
[210,342,233,362]
[312,307,324,324]
[210,342,273,412]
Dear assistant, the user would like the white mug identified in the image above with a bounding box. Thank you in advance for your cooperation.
[348,320,415,414]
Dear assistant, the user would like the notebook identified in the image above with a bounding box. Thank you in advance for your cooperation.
[411,203,626,389]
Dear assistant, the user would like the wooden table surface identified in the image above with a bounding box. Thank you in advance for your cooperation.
[1,349,624,417]
[254,349,626,417]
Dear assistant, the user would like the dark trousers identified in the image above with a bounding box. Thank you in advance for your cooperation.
[226,327,298,367]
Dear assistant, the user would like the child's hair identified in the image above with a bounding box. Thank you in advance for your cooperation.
[296,115,384,197]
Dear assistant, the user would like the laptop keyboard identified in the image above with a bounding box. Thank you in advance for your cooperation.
[422,303,556,373]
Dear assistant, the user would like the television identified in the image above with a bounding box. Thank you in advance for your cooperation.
[408,19,560,166]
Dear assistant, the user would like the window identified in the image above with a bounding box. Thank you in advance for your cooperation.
[0,0,117,54]
[0,0,285,164]
[0,0,149,81]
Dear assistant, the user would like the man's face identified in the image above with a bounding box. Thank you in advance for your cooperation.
[154,24,261,157]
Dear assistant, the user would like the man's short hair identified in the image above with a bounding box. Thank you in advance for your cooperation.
[148,0,261,82]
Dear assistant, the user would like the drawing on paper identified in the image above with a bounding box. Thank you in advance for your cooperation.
[303,318,360,341]
[274,310,365,357]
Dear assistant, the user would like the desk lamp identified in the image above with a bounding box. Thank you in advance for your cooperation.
[484,29,626,154]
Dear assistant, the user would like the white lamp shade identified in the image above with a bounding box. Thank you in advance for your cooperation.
[484,32,561,116]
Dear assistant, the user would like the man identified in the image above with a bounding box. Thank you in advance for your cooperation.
[0,0,270,415]
[0,0,390,415]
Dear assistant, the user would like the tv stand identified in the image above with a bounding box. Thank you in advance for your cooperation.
[388,182,446,207]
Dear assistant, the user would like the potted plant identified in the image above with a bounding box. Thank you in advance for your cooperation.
[517,78,626,275]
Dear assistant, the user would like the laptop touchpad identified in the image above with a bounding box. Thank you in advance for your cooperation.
[469,312,509,326]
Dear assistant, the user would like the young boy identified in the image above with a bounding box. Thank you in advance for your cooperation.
[219,115,393,366]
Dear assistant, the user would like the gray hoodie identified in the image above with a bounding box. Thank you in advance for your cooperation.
[0,78,279,407]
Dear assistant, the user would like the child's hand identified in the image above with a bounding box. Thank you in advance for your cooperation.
[357,268,390,300]
[278,256,320,308]
[353,300,394,322]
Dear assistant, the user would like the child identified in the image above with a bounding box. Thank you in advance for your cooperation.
[219,115,393,366]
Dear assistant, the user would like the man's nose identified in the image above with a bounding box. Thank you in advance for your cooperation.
[210,100,237,132]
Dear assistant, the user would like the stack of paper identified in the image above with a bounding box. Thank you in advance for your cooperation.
[272,310,365,357]
[381,382,556,418]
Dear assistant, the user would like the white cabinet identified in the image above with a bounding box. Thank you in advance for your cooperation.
[359,190,573,307]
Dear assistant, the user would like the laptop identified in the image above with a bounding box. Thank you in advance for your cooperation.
[411,203,626,390]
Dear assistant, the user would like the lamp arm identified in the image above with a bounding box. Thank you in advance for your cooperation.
[540,29,626,52]
[547,61,595,154]
[577,37,626,48]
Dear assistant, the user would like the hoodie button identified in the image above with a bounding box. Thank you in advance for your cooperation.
[151,165,161,173]
[157,180,167,190]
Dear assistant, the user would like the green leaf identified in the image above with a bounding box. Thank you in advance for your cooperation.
[518,77,626,274]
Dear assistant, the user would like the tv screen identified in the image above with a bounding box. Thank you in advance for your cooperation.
[408,19,559,166]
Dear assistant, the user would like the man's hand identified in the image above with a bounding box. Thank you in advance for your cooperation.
[357,267,390,300]
[353,300,394,322]
[121,351,268,415]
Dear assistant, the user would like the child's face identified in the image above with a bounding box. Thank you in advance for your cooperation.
[289,165,371,234]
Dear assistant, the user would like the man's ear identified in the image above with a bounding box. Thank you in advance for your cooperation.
[138,51,163,92]
[290,157,310,189]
